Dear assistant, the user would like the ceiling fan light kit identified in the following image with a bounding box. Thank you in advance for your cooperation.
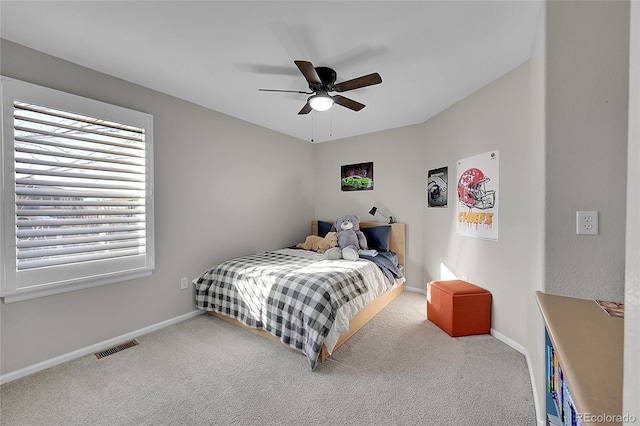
[309,93,334,111]
[259,60,382,115]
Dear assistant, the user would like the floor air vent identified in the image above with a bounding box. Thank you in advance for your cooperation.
[94,339,139,359]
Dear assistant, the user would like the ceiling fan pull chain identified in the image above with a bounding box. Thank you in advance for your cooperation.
[330,109,333,138]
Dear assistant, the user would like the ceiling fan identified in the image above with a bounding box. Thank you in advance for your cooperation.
[259,60,382,115]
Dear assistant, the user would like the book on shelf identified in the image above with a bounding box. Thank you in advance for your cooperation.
[595,300,624,317]
[546,336,581,426]
[547,413,562,426]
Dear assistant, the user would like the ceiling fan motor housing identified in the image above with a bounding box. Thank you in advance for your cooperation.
[311,66,337,91]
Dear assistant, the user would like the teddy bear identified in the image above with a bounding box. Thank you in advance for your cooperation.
[324,214,367,261]
[296,232,338,254]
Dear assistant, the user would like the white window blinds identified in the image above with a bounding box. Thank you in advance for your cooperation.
[1,77,154,302]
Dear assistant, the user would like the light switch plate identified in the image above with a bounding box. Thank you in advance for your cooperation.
[576,211,598,235]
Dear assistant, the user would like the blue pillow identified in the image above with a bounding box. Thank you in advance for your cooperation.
[362,226,391,251]
[317,221,333,238]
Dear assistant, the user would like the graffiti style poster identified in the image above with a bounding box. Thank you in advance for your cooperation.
[341,162,374,191]
[456,151,499,240]
[427,166,448,207]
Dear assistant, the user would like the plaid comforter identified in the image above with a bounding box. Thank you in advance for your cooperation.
[194,251,371,370]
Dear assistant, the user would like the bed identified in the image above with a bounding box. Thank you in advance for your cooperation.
[194,220,406,370]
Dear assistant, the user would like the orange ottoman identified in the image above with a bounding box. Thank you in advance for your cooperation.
[426,280,491,337]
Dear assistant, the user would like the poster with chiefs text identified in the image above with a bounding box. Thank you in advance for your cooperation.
[456,150,499,240]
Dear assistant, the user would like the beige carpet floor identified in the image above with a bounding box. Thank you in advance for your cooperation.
[1,291,536,425]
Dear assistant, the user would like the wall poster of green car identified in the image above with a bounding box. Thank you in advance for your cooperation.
[341,161,374,191]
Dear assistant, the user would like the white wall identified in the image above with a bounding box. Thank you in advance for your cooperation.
[0,40,316,375]
[422,62,544,346]
[527,3,547,423]
[545,0,629,302]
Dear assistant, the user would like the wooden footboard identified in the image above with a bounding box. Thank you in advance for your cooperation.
[208,282,405,363]
[208,311,285,348]
[319,282,404,362]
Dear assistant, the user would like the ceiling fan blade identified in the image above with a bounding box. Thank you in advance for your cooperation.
[333,95,365,112]
[258,88,312,94]
[298,102,312,115]
[294,60,322,85]
[333,73,382,92]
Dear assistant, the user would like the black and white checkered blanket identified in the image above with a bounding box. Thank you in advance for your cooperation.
[194,251,370,370]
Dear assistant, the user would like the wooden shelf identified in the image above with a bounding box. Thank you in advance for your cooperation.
[536,291,624,425]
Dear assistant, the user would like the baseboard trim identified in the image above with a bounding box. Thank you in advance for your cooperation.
[491,328,525,354]
[528,349,545,426]
[0,309,204,385]
[404,285,427,295]
[491,329,543,426]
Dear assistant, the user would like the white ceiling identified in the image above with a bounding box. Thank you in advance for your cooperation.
[1,1,542,143]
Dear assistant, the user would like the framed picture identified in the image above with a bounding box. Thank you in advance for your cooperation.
[341,162,373,191]
[427,166,448,207]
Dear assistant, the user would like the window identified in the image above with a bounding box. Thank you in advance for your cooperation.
[1,77,154,302]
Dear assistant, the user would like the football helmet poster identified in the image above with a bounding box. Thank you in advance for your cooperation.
[456,151,499,240]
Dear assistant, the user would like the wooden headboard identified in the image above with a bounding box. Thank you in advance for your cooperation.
[312,220,406,267]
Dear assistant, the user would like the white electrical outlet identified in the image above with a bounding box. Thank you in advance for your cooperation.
[180,277,189,289]
[576,211,598,235]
